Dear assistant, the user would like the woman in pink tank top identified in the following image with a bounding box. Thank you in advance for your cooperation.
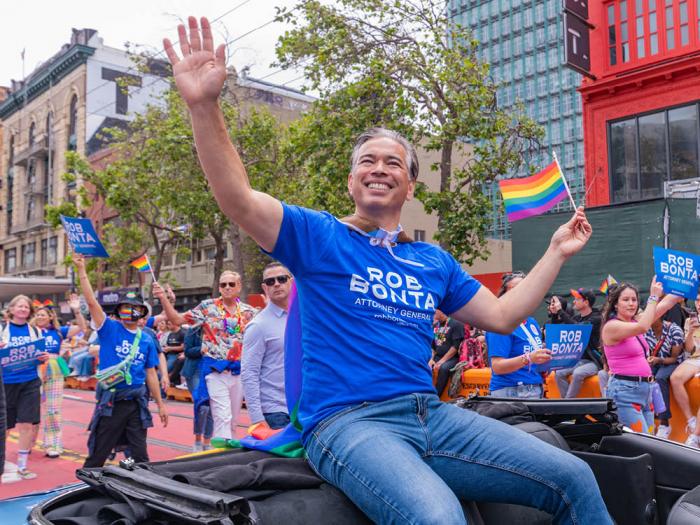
[601,278,682,434]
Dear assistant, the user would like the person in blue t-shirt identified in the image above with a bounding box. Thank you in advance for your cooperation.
[1,295,49,481]
[30,295,87,458]
[73,254,168,468]
[163,19,611,524]
[487,272,552,399]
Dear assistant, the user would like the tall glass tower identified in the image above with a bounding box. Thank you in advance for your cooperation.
[448,0,585,239]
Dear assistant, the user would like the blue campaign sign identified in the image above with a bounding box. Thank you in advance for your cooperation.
[653,246,700,300]
[60,215,110,258]
[538,324,592,372]
[0,338,46,372]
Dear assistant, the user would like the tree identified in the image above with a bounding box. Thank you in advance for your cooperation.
[48,83,299,296]
[276,0,542,264]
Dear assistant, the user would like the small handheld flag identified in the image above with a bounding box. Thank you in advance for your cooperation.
[130,254,157,282]
[498,156,575,222]
[599,274,618,294]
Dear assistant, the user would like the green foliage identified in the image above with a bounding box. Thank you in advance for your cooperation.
[276,0,543,263]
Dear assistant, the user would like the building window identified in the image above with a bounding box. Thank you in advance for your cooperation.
[5,248,17,272]
[48,236,58,265]
[608,4,618,65]
[525,30,534,51]
[41,239,48,267]
[636,0,646,57]
[28,121,35,146]
[665,0,675,49]
[414,229,426,242]
[609,102,700,203]
[22,242,36,269]
[68,94,78,151]
[680,0,690,45]
[535,2,545,22]
[669,105,699,180]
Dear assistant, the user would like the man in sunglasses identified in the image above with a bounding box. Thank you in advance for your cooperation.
[163,18,610,524]
[154,272,253,440]
[241,263,293,434]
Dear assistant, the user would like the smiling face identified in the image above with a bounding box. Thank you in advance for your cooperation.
[33,308,52,328]
[615,287,639,321]
[347,137,415,221]
[9,297,31,323]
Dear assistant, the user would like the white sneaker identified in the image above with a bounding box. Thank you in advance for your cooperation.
[685,434,700,448]
[687,417,697,434]
[192,442,203,453]
[175,383,188,390]
[656,425,672,440]
[2,469,37,483]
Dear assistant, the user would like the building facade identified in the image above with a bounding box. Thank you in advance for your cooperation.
[0,28,168,278]
[580,0,700,206]
[449,0,586,239]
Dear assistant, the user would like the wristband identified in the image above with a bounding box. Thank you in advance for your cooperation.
[648,295,659,304]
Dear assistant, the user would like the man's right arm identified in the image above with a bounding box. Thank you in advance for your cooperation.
[164,17,283,252]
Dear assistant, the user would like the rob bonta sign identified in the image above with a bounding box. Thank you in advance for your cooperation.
[60,215,109,258]
[0,338,46,372]
[653,247,700,300]
[538,324,592,372]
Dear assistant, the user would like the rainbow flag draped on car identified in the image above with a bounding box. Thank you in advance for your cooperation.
[498,161,572,222]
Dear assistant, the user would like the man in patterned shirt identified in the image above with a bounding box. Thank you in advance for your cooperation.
[154,271,253,439]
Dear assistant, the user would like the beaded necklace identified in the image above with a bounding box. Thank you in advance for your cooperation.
[433,318,450,346]
[215,296,243,336]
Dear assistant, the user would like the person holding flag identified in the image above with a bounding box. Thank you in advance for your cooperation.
[162,18,611,523]
[73,254,168,468]
[1,295,49,482]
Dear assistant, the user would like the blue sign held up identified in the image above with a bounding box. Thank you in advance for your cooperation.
[538,324,592,372]
[60,215,109,258]
[0,338,46,372]
[653,246,700,300]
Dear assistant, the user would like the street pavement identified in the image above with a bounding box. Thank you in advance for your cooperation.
[1,387,251,499]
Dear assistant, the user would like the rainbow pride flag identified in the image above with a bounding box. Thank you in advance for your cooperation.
[130,254,152,272]
[498,161,569,222]
[599,274,618,294]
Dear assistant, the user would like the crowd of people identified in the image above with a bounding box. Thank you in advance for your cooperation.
[443,276,700,445]
[0,259,295,483]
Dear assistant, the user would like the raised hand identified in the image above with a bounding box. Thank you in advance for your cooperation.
[549,207,593,259]
[67,292,81,311]
[649,275,664,298]
[163,16,227,108]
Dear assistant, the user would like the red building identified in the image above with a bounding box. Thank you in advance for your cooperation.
[580,0,700,206]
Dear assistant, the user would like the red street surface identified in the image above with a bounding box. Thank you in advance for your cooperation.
[1,387,251,499]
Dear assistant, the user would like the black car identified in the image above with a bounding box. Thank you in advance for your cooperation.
[28,397,700,524]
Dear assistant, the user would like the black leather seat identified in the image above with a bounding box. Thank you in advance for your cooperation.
[668,484,700,525]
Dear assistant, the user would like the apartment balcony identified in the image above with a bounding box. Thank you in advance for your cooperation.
[9,215,47,235]
[13,135,53,167]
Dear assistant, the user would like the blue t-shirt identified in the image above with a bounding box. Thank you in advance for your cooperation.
[2,323,42,384]
[487,317,544,391]
[269,204,482,444]
[44,326,70,355]
[96,318,159,389]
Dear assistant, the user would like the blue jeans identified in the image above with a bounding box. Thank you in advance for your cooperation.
[305,393,611,525]
[264,411,290,429]
[490,384,543,399]
[607,377,654,434]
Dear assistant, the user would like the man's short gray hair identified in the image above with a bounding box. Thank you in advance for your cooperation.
[350,128,419,181]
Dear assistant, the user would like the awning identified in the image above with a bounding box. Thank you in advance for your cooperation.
[0,276,73,303]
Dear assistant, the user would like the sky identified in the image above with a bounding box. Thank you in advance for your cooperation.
[1,0,305,90]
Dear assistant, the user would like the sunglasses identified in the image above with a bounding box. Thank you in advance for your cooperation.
[219,281,239,288]
[262,275,291,286]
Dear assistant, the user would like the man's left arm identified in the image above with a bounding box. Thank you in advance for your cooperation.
[452,208,592,334]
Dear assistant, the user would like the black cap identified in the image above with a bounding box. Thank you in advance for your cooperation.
[115,291,148,316]
[571,288,596,307]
